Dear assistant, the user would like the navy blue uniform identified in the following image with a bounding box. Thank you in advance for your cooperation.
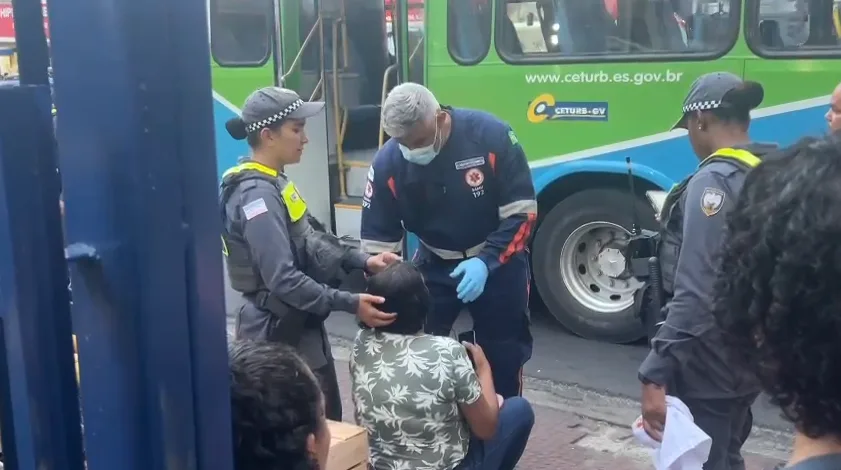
[360,108,537,397]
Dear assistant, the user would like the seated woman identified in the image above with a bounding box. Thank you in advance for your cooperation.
[229,340,332,470]
[713,135,841,470]
[350,261,535,470]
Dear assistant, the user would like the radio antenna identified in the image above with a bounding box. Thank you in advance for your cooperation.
[626,157,640,236]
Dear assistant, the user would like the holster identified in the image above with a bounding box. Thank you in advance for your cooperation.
[305,230,353,287]
[251,291,309,345]
[643,257,668,341]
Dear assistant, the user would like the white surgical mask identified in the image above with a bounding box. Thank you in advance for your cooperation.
[399,119,440,165]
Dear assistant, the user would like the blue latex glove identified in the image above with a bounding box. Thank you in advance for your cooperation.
[449,258,489,303]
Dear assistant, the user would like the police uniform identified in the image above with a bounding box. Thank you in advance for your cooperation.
[638,73,778,470]
[360,107,537,398]
[220,88,371,420]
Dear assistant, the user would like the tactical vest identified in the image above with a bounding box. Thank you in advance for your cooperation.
[219,162,351,295]
[658,148,761,295]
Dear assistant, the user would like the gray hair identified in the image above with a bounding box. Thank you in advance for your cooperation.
[381,82,440,139]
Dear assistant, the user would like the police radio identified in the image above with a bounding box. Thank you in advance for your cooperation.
[620,157,664,341]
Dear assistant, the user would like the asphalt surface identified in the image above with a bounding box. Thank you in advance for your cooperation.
[223,269,792,436]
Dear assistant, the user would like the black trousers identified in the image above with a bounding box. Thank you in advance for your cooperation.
[312,357,343,421]
[681,393,759,470]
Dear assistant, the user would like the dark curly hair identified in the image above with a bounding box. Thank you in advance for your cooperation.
[229,340,325,470]
[713,133,841,440]
[366,261,430,335]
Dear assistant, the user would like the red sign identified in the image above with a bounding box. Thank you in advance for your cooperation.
[383,0,424,24]
[0,3,50,43]
[384,9,424,24]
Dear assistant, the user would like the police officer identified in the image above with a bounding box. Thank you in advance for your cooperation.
[220,87,400,420]
[360,82,537,398]
[638,73,779,470]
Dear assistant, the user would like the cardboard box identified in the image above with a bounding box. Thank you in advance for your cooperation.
[326,420,368,470]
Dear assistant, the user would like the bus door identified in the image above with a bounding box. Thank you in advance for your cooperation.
[389,0,426,87]
[277,0,393,241]
[271,0,334,226]
[389,0,427,258]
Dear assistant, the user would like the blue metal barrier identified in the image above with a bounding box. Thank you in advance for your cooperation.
[0,78,84,470]
[1,0,234,467]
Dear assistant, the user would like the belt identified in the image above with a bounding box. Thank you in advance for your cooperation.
[419,239,485,260]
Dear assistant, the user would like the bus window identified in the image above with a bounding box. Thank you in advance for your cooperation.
[209,0,273,66]
[747,0,840,56]
[448,0,493,64]
[495,0,738,61]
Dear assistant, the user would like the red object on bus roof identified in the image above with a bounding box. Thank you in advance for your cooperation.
[0,2,50,43]
[604,0,618,20]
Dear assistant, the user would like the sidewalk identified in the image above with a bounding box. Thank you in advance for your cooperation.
[332,357,785,470]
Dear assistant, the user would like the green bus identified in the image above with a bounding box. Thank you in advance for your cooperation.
[207,0,840,343]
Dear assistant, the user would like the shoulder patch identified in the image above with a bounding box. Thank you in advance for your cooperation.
[508,129,519,146]
[242,198,269,220]
[700,187,725,217]
[367,165,374,182]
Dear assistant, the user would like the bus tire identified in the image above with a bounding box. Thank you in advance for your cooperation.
[532,188,657,344]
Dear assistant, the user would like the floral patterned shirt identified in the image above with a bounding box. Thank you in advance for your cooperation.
[350,329,482,470]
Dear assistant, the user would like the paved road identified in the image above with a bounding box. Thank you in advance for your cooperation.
[222,265,792,438]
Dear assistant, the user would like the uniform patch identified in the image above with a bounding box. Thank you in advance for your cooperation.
[455,156,485,171]
[465,168,485,187]
[243,198,269,220]
[364,181,374,198]
[508,130,519,146]
[700,187,725,216]
[367,165,375,182]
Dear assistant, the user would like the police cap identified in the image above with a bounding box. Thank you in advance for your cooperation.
[672,72,764,130]
[226,87,325,140]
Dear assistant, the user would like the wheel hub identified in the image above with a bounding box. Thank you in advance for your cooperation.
[597,247,626,278]
[559,221,643,315]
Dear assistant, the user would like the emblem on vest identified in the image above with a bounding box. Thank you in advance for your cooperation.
[465,167,485,198]
[700,187,725,217]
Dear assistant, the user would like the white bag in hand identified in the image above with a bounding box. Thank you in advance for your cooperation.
[631,396,712,470]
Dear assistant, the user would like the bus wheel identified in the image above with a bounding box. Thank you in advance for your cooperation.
[532,188,657,344]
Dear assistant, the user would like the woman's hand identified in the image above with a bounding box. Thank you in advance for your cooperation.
[462,341,491,376]
[356,294,396,327]
[365,252,402,274]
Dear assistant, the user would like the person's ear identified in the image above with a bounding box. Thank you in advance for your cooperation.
[695,111,707,131]
[259,127,274,145]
